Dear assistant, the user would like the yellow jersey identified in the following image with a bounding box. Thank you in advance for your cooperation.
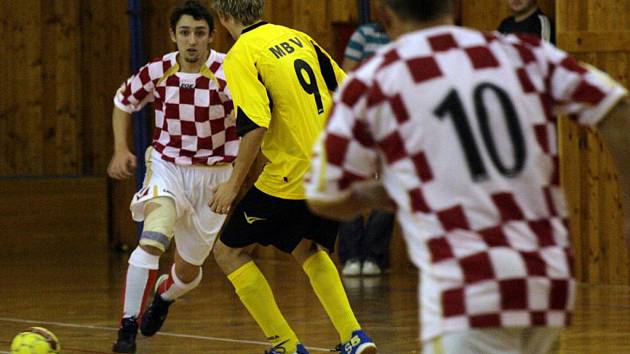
[224,22,346,199]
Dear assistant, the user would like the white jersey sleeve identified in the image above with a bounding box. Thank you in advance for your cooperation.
[113,55,173,113]
[538,39,627,125]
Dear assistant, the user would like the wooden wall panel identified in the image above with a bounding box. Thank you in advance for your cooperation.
[0,1,14,175]
[0,0,144,177]
[558,0,628,32]
[51,0,82,174]
[461,0,509,31]
[0,0,86,176]
[80,0,130,175]
[556,0,630,285]
[0,0,11,175]
[78,0,136,246]
[330,0,358,23]
[144,0,179,59]
[5,0,44,176]
[293,1,329,49]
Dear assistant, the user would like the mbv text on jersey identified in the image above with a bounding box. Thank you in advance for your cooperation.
[269,37,304,59]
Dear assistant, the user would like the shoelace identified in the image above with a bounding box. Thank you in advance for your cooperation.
[264,339,290,354]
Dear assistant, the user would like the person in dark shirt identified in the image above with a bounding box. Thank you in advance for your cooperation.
[497,0,555,43]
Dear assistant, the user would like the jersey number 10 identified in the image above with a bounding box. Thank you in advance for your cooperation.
[434,83,527,181]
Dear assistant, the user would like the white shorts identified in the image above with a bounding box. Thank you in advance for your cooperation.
[423,327,560,354]
[130,148,232,266]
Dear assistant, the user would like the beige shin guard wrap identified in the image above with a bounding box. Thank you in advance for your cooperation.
[139,197,176,252]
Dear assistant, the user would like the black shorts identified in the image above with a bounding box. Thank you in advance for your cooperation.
[220,187,338,253]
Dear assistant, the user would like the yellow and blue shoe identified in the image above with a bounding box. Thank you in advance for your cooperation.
[335,330,377,354]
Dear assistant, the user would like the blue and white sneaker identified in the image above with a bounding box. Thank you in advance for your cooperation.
[335,330,377,354]
[264,342,309,354]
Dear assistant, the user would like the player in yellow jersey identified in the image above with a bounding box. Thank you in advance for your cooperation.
[209,1,377,354]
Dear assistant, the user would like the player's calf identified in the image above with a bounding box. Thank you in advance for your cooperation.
[141,265,202,336]
[139,274,173,337]
[114,245,161,351]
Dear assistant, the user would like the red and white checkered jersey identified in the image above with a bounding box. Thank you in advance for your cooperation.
[114,50,238,165]
[307,26,627,341]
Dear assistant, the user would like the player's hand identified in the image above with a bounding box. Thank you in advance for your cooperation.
[107,150,137,180]
[209,180,239,214]
[354,181,397,213]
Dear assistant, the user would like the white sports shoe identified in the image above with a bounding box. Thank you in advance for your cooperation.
[361,260,382,276]
[342,260,362,276]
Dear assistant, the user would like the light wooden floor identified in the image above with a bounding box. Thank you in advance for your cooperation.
[2,238,630,354]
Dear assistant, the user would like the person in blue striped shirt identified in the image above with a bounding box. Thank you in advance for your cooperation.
[342,22,391,72]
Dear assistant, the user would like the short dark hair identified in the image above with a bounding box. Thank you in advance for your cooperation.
[170,0,214,32]
[382,0,452,22]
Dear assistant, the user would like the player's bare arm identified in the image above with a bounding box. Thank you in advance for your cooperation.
[598,96,630,244]
[107,106,137,180]
[234,150,268,204]
[308,180,395,220]
[209,127,266,214]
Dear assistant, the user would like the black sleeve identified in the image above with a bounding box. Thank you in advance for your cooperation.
[312,41,339,92]
[497,18,510,34]
[236,107,261,137]
[257,72,274,113]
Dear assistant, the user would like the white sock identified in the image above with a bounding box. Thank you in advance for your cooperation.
[122,248,160,319]
[160,264,202,301]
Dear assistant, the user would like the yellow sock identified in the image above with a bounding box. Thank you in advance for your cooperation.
[228,261,299,351]
[302,250,361,342]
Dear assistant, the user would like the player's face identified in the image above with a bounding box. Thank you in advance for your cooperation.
[508,0,537,14]
[170,15,214,64]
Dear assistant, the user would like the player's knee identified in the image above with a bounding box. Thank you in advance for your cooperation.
[139,244,163,256]
[139,232,171,253]
[291,239,319,265]
[212,240,229,263]
[129,246,160,270]
[141,197,176,252]
[175,264,202,285]
[212,239,242,267]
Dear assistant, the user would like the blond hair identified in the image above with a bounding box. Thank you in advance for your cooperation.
[212,0,264,26]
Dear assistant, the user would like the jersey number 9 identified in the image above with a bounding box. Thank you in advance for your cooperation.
[294,59,324,114]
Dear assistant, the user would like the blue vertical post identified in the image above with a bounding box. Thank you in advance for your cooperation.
[357,0,370,24]
[127,0,150,238]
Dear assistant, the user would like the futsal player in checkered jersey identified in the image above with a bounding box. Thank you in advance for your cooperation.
[107,1,238,352]
[208,1,376,354]
[307,0,630,353]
